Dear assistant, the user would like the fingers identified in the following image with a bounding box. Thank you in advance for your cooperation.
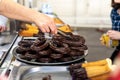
[0,26,6,32]
[0,75,8,80]
[35,13,57,34]
[40,24,50,33]
[49,20,57,34]
[37,19,57,34]
[106,30,120,40]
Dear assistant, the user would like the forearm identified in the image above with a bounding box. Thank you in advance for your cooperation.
[0,0,37,23]
[0,0,57,34]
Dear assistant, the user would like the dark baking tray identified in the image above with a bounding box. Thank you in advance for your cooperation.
[12,46,88,66]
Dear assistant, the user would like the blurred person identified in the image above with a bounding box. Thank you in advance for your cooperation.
[105,0,120,62]
[0,0,57,34]
[101,0,120,80]
[0,15,8,32]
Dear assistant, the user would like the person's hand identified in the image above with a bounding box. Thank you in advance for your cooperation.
[114,0,120,4]
[0,0,56,34]
[0,26,7,32]
[0,75,7,80]
[32,12,57,34]
[106,30,120,40]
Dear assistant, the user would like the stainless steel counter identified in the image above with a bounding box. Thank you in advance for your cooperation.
[0,33,20,78]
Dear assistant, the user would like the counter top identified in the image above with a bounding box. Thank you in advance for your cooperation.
[0,33,19,77]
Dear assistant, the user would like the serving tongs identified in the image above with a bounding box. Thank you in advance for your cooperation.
[45,29,72,40]
[20,23,72,39]
[57,29,72,39]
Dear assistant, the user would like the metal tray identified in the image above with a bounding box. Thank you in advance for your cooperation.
[12,46,88,66]
[16,66,71,80]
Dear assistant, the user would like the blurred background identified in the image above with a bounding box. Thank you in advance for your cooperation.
[16,0,112,28]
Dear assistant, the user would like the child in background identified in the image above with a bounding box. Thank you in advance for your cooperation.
[107,0,120,62]
[0,15,8,32]
[102,0,120,80]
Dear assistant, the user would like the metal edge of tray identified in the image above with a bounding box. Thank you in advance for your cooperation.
[12,46,88,66]
[16,66,69,80]
[0,34,19,67]
[22,37,38,40]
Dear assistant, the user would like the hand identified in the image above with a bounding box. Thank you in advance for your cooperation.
[32,13,57,34]
[114,0,120,4]
[0,26,7,32]
[0,75,7,80]
[0,0,57,34]
[106,30,120,40]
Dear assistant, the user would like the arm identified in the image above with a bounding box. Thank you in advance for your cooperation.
[0,0,35,22]
[0,0,57,34]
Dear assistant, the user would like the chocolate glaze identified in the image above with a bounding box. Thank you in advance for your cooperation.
[16,32,88,63]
